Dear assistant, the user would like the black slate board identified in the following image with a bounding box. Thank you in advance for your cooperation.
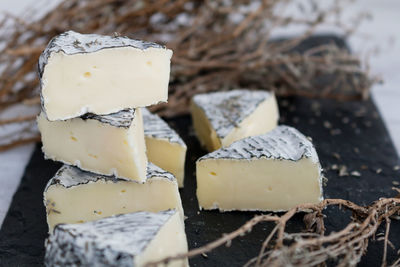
[1,37,400,267]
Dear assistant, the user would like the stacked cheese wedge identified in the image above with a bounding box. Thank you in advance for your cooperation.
[191,90,323,212]
[37,31,188,266]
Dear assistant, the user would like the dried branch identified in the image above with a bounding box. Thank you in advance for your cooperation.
[146,192,400,267]
[0,114,36,126]
[0,0,376,150]
[0,135,40,152]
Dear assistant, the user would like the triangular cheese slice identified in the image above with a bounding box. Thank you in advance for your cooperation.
[191,89,279,151]
[44,163,184,231]
[38,108,147,182]
[45,210,188,267]
[39,31,172,121]
[142,108,187,187]
[196,125,323,211]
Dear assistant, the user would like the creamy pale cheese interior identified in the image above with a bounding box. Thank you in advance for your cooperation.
[191,102,220,152]
[42,47,172,120]
[197,158,322,211]
[136,212,189,267]
[191,95,279,151]
[145,137,186,187]
[37,110,147,182]
[45,178,184,231]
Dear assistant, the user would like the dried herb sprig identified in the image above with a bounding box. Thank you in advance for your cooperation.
[147,189,400,267]
[0,0,376,151]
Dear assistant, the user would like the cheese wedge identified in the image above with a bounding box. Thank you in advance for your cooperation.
[191,89,279,151]
[44,164,184,231]
[196,125,323,211]
[142,108,187,187]
[37,108,147,182]
[39,31,172,120]
[45,210,188,267]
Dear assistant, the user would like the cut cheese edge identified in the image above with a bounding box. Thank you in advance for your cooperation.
[44,163,184,231]
[37,108,147,182]
[191,89,279,151]
[142,108,187,187]
[39,31,172,120]
[196,125,323,211]
[45,210,188,267]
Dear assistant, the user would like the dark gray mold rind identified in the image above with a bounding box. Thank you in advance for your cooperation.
[41,108,137,129]
[38,30,164,78]
[80,108,136,129]
[198,125,319,163]
[44,210,176,267]
[142,108,186,146]
[44,163,175,192]
[192,89,273,139]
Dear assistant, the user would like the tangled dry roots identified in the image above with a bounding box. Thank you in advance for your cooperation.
[147,189,400,267]
[0,0,376,150]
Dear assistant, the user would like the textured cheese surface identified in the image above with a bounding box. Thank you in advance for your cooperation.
[192,89,275,139]
[45,210,188,267]
[142,108,185,146]
[45,163,175,190]
[39,31,172,120]
[142,108,187,187]
[37,109,147,182]
[80,108,136,128]
[199,125,318,162]
[44,164,184,230]
[196,125,323,211]
[39,31,164,77]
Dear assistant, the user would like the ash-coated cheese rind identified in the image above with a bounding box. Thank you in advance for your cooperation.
[199,125,319,162]
[45,211,173,267]
[142,108,187,187]
[191,89,279,151]
[196,125,323,212]
[192,90,270,139]
[39,31,172,120]
[80,108,136,128]
[37,108,147,182]
[44,164,184,231]
[45,210,189,267]
[45,162,175,190]
[38,31,164,78]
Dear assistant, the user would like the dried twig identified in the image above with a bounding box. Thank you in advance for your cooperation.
[0,135,40,152]
[0,0,376,150]
[146,192,400,267]
[0,114,37,126]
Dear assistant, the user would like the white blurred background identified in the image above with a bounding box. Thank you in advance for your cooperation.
[0,0,399,225]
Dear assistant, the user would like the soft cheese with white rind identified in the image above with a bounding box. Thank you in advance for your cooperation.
[44,163,184,231]
[39,31,172,120]
[191,89,279,151]
[37,108,147,182]
[142,108,187,187]
[45,210,188,267]
[196,125,323,211]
